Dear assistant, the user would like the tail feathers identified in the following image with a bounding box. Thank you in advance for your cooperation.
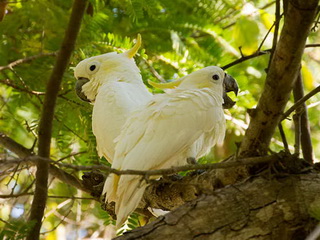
[115,177,147,228]
[103,174,119,203]
[103,174,147,228]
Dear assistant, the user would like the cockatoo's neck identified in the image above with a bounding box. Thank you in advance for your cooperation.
[98,62,142,85]
[179,84,224,97]
[172,86,224,106]
[101,70,142,84]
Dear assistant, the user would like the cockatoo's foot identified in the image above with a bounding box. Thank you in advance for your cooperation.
[186,157,207,176]
[101,201,116,220]
[186,157,205,175]
[187,157,197,164]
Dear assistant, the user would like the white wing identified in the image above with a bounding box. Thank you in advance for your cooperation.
[92,82,152,162]
[104,88,225,227]
[114,89,224,170]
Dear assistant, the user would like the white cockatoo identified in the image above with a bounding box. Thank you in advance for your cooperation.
[74,35,152,163]
[103,66,238,227]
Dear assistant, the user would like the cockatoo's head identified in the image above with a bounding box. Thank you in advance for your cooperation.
[148,66,238,108]
[74,35,142,102]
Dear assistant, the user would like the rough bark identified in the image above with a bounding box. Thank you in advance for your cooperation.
[140,153,309,210]
[27,1,87,239]
[118,173,320,240]
[239,0,319,157]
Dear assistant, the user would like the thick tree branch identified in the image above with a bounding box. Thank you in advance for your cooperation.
[239,0,319,157]
[0,132,33,157]
[27,1,87,239]
[118,173,320,240]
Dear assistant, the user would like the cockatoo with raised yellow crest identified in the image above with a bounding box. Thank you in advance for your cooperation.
[73,35,152,163]
[104,66,238,227]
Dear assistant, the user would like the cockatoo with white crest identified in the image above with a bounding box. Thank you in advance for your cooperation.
[73,35,152,163]
[104,66,238,228]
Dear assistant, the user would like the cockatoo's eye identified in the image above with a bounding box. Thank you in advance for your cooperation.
[212,74,220,81]
[89,65,96,71]
[86,61,100,75]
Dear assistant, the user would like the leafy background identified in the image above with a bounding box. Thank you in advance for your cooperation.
[0,0,319,239]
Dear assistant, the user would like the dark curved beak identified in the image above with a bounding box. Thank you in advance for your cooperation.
[75,77,90,102]
[223,74,239,109]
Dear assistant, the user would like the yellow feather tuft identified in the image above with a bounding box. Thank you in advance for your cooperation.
[148,77,185,89]
[125,34,142,58]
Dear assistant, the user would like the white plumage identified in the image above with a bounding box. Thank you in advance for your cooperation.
[92,81,151,162]
[104,66,231,227]
[74,36,238,228]
[74,35,152,163]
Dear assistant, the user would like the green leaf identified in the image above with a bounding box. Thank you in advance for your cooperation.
[233,16,260,55]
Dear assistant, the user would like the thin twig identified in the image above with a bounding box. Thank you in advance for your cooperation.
[222,1,276,30]
[41,209,73,235]
[140,58,166,83]
[57,95,87,107]
[0,52,57,71]
[0,79,45,95]
[0,133,89,193]
[278,123,290,153]
[282,85,320,121]
[222,44,320,70]
[53,116,87,142]
[0,181,35,199]
[0,154,279,177]
[305,43,320,48]
[0,217,12,226]
[257,12,283,52]
[222,50,271,70]
[57,151,87,162]
[311,9,320,32]
[47,195,94,200]
[0,78,87,108]
[6,161,21,191]
[41,199,75,235]
[0,192,34,198]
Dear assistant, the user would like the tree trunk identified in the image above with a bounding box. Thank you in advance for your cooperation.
[239,0,318,157]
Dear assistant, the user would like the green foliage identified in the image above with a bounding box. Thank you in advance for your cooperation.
[0,0,320,239]
[233,16,260,55]
[0,220,36,240]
